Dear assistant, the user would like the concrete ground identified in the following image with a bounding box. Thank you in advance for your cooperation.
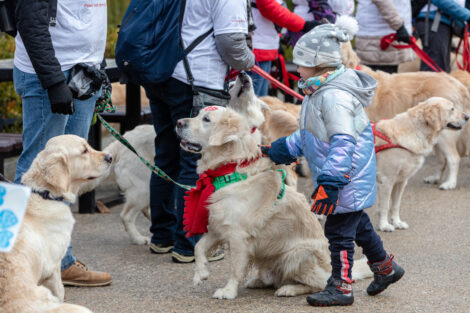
[5,152,469,312]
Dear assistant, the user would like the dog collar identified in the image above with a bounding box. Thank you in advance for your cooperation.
[31,189,65,202]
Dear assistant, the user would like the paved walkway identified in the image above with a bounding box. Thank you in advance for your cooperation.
[65,155,470,313]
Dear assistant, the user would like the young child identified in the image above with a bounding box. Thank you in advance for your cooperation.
[261,16,404,307]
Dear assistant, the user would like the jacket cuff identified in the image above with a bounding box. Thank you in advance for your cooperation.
[317,174,350,189]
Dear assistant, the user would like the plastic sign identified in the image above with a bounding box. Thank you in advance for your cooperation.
[0,182,31,253]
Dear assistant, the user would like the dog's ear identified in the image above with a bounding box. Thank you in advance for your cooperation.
[208,115,243,146]
[208,131,239,146]
[42,153,70,195]
[424,104,443,131]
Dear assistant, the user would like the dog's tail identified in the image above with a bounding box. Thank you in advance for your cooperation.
[351,257,373,280]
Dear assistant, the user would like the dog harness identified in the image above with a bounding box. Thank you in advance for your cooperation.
[371,122,408,154]
[183,156,286,237]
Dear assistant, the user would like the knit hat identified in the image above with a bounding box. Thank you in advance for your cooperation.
[293,15,358,68]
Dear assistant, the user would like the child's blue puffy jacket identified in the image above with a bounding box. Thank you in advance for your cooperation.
[285,68,378,214]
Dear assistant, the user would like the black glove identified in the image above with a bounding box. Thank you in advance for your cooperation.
[396,24,411,44]
[310,184,339,215]
[302,20,322,33]
[47,81,74,115]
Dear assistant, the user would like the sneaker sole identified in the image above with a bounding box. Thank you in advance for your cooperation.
[171,251,225,264]
[367,268,405,296]
[306,298,354,307]
[63,279,112,287]
[208,252,225,262]
[149,243,174,254]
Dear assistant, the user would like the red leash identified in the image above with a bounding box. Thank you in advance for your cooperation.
[252,65,305,101]
[456,24,470,72]
[380,34,444,72]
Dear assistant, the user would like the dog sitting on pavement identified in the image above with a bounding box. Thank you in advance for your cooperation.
[176,106,372,300]
[0,135,111,313]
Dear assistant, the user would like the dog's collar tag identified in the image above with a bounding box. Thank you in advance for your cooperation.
[203,106,218,111]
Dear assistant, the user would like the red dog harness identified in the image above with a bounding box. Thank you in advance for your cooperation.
[371,122,407,154]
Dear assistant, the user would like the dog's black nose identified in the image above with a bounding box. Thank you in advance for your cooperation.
[176,119,186,129]
[465,114,469,121]
[104,154,112,164]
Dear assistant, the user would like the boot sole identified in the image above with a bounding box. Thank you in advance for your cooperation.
[367,268,405,296]
[63,279,112,287]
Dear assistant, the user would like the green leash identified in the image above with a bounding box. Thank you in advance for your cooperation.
[97,114,193,191]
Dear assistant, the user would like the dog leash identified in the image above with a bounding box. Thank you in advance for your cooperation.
[97,114,193,191]
[380,34,444,72]
[252,65,305,101]
[456,24,470,72]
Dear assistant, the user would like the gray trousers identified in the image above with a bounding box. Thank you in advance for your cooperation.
[414,20,452,73]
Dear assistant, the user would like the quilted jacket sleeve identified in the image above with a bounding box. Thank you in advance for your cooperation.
[256,0,306,32]
[431,0,470,22]
[371,0,405,30]
[285,129,304,157]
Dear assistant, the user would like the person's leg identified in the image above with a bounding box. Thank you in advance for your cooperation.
[144,79,182,251]
[415,20,452,72]
[367,65,398,74]
[60,246,76,271]
[64,88,101,138]
[248,60,272,97]
[307,211,362,307]
[355,211,404,296]
[13,67,68,183]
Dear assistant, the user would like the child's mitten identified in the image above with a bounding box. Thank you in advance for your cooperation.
[260,137,297,165]
[311,184,339,215]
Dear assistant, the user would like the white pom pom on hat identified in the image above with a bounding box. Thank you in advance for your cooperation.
[334,15,358,40]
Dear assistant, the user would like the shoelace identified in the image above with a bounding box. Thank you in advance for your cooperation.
[75,260,89,271]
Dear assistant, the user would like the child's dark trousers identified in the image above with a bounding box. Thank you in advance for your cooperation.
[325,210,387,283]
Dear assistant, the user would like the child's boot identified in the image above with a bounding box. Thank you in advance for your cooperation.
[306,277,354,307]
[367,254,404,296]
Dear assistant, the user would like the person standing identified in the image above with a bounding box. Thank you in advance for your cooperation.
[355,0,414,73]
[414,0,470,72]
[13,0,112,286]
[144,0,255,263]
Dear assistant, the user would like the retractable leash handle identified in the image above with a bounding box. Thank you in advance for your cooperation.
[252,65,305,101]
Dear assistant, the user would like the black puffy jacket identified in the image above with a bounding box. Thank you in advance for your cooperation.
[15,0,65,89]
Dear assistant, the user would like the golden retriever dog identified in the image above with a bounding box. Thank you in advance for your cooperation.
[342,42,470,190]
[79,73,268,245]
[374,98,469,232]
[0,135,112,313]
[176,106,372,299]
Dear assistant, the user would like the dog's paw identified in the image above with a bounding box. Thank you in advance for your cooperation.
[424,175,440,184]
[274,285,299,297]
[132,236,150,245]
[212,287,237,300]
[378,222,395,232]
[193,268,210,286]
[438,181,456,190]
[392,219,409,230]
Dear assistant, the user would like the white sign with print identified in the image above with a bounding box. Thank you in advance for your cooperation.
[0,182,31,253]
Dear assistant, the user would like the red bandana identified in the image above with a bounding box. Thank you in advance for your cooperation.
[183,157,259,237]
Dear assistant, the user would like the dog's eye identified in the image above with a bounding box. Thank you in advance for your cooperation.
[202,116,211,123]
[451,107,455,111]
[82,147,88,154]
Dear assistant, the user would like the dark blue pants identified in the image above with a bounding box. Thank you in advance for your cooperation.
[325,210,386,283]
[143,77,200,256]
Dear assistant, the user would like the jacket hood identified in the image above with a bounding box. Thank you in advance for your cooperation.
[318,69,377,108]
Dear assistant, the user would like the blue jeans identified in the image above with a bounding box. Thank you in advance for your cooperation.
[248,60,272,97]
[325,210,386,283]
[13,66,100,270]
[143,77,200,256]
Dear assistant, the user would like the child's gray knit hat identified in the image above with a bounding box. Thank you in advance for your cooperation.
[293,16,358,68]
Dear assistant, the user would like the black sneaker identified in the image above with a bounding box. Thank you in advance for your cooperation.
[306,277,354,307]
[149,242,174,254]
[367,254,405,296]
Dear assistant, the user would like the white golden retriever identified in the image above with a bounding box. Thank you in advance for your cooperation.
[80,72,268,245]
[0,135,112,313]
[375,97,469,232]
[176,106,372,300]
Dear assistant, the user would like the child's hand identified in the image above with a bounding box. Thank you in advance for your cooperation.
[258,137,297,165]
[310,185,339,215]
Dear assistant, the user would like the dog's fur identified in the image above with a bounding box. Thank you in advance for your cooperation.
[374,98,468,232]
[79,73,268,245]
[0,135,111,313]
[176,106,372,299]
[342,42,470,190]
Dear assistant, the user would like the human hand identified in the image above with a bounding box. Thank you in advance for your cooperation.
[259,137,297,165]
[396,24,411,44]
[47,81,74,115]
[302,20,323,33]
[310,184,339,215]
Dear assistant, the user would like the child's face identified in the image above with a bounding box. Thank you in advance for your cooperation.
[297,66,331,81]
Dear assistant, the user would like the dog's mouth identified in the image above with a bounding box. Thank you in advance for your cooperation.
[237,72,252,97]
[447,122,463,130]
[87,176,97,180]
[180,139,202,152]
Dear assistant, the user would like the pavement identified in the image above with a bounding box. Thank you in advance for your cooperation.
[5,153,470,313]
